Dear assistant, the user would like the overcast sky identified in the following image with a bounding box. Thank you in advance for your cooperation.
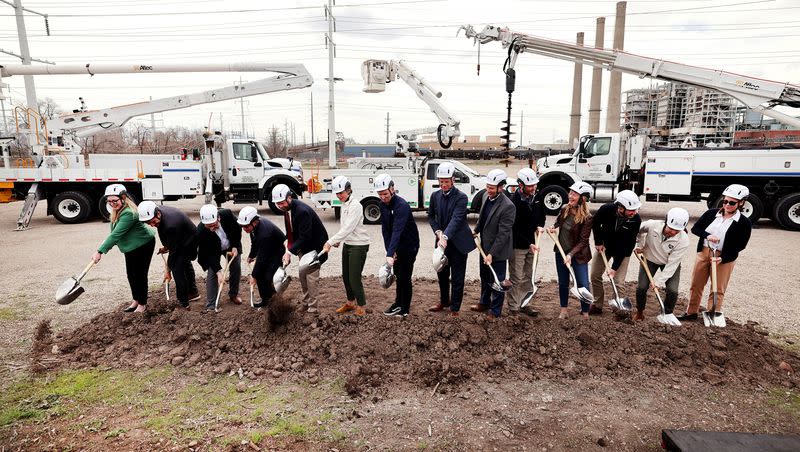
[1,0,799,147]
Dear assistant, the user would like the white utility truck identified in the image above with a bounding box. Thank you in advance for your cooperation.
[0,62,312,229]
[460,25,800,230]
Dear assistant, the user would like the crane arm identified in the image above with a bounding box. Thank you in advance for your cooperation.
[459,24,800,129]
[362,59,461,150]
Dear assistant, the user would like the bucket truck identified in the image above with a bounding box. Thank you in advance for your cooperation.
[460,25,800,231]
[361,59,461,154]
[0,62,313,229]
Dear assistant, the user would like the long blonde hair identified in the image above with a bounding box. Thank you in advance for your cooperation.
[110,196,139,224]
[560,197,591,224]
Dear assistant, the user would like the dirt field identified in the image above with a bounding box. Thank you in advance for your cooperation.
[1,159,799,450]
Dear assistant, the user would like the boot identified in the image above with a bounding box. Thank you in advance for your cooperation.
[633,308,645,322]
[336,301,356,314]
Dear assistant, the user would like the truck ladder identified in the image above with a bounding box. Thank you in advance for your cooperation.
[15,183,42,231]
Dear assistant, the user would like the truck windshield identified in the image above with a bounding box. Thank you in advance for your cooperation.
[455,163,479,177]
[583,137,612,157]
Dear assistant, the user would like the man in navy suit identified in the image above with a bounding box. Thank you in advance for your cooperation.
[427,162,476,316]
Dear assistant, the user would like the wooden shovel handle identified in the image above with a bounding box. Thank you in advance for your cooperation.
[709,249,718,294]
[531,229,541,269]
[77,259,96,281]
[635,252,659,294]
[546,229,570,265]
[473,235,488,260]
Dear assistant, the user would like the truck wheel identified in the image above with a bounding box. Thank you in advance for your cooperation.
[540,185,568,216]
[713,193,763,222]
[470,189,486,214]
[53,191,92,224]
[361,199,382,225]
[773,193,800,231]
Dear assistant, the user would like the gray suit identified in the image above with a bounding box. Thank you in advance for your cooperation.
[474,191,516,260]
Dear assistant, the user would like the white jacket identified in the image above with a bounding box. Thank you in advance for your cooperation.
[636,219,690,286]
[328,196,370,246]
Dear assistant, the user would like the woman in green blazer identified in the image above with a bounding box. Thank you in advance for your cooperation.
[92,184,156,312]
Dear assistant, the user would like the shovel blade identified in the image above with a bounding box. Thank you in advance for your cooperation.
[520,290,535,308]
[657,313,682,326]
[609,297,632,311]
[578,287,593,301]
[703,311,726,328]
[56,286,85,305]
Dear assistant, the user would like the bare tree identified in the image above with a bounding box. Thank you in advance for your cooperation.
[37,97,63,120]
[265,125,288,158]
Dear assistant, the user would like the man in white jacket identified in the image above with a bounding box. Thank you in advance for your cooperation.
[323,176,371,316]
[633,207,691,321]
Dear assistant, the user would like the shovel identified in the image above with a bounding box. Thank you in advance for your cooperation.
[600,251,632,312]
[160,254,171,301]
[299,249,328,274]
[214,254,234,312]
[245,259,255,308]
[635,253,681,326]
[546,229,593,303]
[473,235,512,293]
[55,259,97,305]
[703,247,726,328]
[520,229,542,309]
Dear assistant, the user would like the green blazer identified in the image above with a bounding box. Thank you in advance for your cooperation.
[98,207,155,254]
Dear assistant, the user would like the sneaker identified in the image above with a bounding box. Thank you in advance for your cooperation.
[676,313,698,321]
[336,302,356,314]
[397,309,409,318]
[188,291,201,302]
[253,301,266,308]
[588,305,603,316]
[354,306,366,316]
[383,304,401,316]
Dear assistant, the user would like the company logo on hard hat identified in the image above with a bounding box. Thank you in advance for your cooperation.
[735,80,760,91]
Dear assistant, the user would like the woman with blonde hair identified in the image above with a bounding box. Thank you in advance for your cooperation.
[92,184,156,312]
[548,182,594,319]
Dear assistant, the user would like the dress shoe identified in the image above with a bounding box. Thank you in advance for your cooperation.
[354,306,366,316]
[633,309,645,322]
[229,295,243,305]
[336,302,356,314]
[188,291,201,302]
[428,303,449,312]
[676,313,698,321]
[123,304,137,313]
[588,305,603,316]
[470,304,489,312]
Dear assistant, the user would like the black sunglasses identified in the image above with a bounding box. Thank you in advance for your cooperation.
[722,200,739,206]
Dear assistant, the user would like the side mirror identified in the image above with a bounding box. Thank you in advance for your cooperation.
[250,146,259,163]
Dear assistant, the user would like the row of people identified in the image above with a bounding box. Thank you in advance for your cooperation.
[91,169,751,322]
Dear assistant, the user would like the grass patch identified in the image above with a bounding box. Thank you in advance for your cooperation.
[0,306,22,321]
[769,389,800,421]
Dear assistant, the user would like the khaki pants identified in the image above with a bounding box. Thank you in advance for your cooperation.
[507,248,534,311]
[589,253,630,307]
[687,247,736,314]
[298,251,320,312]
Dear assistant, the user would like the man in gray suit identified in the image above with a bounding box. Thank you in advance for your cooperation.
[470,169,517,318]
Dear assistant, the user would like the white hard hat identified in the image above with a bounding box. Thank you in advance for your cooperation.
[722,184,749,200]
[486,169,507,186]
[237,206,259,225]
[517,168,539,186]
[271,184,291,203]
[199,204,218,225]
[377,262,395,289]
[666,207,690,230]
[138,200,158,222]
[104,183,127,198]
[569,181,592,197]
[331,175,350,194]
[432,245,449,273]
[436,162,455,179]
[615,190,642,210]
[373,173,393,191]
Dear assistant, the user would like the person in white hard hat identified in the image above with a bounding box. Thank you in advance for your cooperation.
[588,189,642,316]
[427,162,476,316]
[680,184,752,322]
[548,182,594,319]
[632,207,691,321]
[92,184,156,313]
[197,204,243,312]
[470,169,516,318]
[375,173,420,317]
[237,206,286,308]
[138,201,200,309]
[507,167,546,316]
[272,184,329,314]
[322,176,370,316]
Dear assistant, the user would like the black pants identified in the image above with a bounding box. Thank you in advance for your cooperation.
[254,261,281,305]
[394,248,418,314]
[124,238,155,304]
[437,246,468,312]
[169,251,198,307]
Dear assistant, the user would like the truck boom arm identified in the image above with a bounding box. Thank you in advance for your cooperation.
[362,59,461,150]
[459,25,800,129]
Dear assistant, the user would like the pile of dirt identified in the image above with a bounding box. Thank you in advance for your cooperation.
[44,277,799,395]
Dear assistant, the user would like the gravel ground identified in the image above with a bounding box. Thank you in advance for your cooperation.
[1,160,798,372]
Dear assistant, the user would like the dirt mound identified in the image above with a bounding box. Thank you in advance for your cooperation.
[44,277,799,395]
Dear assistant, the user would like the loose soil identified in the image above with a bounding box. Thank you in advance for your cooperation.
[9,277,800,450]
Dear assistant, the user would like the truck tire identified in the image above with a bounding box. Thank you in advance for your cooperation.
[470,189,486,214]
[713,193,764,222]
[773,193,800,231]
[361,198,382,225]
[540,185,569,216]
[53,191,92,224]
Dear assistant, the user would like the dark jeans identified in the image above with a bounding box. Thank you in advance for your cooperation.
[170,251,198,307]
[124,237,155,305]
[342,244,369,306]
[555,252,591,312]
[478,259,507,317]
[636,259,681,314]
[394,248,418,314]
[437,246,468,312]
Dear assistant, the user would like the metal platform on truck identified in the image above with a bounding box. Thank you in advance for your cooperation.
[661,429,800,452]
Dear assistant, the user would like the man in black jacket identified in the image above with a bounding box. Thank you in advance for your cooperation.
[507,168,546,316]
[238,206,286,308]
[589,190,642,315]
[138,201,199,309]
[272,184,329,313]
[197,204,243,312]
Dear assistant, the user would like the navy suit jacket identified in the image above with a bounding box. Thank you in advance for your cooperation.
[427,186,476,255]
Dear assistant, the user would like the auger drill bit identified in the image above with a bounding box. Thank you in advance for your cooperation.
[501,67,516,153]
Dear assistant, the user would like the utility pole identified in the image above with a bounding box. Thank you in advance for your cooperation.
[385,112,390,144]
[237,77,246,138]
[149,96,156,150]
[325,0,340,168]
[310,92,315,144]
[0,82,9,134]
[2,0,53,112]
[519,110,524,147]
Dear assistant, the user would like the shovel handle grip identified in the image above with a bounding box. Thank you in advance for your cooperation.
[709,249,718,294]
[77,259,97,281]
[473,235,488,261]
[546,229,570,266]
